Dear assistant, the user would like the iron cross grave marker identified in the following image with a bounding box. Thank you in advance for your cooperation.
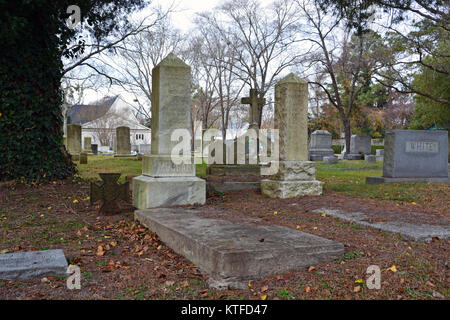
[90,173,129,215]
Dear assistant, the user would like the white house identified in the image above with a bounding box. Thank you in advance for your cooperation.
[68,95,151,152]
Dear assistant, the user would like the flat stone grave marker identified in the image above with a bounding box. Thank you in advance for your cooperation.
[0,249,68,280]
[313,208,450,241]
[135,208,344,289]
[91,173,129,215]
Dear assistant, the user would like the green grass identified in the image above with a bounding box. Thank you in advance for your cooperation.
[316,160,449,202]
[75,155,143,182]
[76,156,448,203]
[76,155,209,181]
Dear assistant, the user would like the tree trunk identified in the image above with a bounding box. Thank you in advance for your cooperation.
[342,116,351,159]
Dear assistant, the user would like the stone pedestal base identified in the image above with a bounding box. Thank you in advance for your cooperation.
[261,160,323,198]
[261,180,322,198]
[133,175,206,209]
[143,155,195,177]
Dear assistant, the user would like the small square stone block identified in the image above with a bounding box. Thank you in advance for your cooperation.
[364,154,376,163]
[323,156,338,164]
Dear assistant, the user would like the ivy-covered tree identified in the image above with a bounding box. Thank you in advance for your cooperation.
[409,54,450,129]
[0,0,145,182]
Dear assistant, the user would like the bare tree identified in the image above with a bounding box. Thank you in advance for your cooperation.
[92,13,183,122]
[198,0,305,129]
[296,0,381,155]
[190,20,246,141]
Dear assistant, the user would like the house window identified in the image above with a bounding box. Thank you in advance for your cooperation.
[136,134,144,140]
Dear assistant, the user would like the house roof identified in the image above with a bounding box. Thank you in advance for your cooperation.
[68,96,118,125]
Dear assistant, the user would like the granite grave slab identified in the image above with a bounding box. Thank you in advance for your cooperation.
[135,208,344,289]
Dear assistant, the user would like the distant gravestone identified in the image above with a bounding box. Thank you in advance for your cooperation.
[83,136,92,153]
[364,154,376,163]
[79,152,88,164]
[309,130,334,161]
[376,149,384,161]
[90,173,129,214]
[261,73,322,198]
[66,124,81,160]
[91,144,98,155]
[114,126,132,157]
[0,249,68,280]
[366,130,449,183]
[323,156,338,164]
[347,135,371,160]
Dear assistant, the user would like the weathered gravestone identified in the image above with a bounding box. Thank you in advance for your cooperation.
[323,156,339,164]
[346,134,372,160]
[114,126,133,157]
[67,124,81,161]
[79,152,88,164]
[90,173,129,214]
[241,88,265,132]
[366,130,449,183]
[206,89,265,179]
[135,208,344,289]
[91,144,98,155]
[83,136,92,154]
[132,53,206,209]
[309,130,334,161]
[206,136,260,177]
[0,249,68,280]
[261,73,322,198]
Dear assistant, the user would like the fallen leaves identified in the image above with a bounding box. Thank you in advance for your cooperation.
[386,265,398,273]
[308,266,316,272]
[97,245,105,256]
[353,286,361,293]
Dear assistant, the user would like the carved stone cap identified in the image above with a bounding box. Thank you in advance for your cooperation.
[277,73,307,85]
[158,53,189,68]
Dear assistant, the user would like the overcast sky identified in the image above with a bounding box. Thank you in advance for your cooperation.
[82,0,277,105]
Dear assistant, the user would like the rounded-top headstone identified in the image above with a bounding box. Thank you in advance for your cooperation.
[309,130,334,161]
[66,124,81,155]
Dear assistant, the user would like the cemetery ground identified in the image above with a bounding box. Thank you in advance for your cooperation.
[0,156,448,300]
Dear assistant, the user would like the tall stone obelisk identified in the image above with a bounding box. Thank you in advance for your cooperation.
[261,73,322,198]
[132,53,206,208]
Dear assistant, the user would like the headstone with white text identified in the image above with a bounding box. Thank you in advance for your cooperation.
[366,130,449,183]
